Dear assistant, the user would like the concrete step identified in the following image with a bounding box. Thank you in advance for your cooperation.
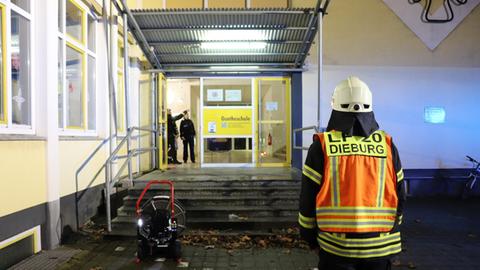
[128,186,300,197]
[122,195,299,207]
[112,215,296,227]
[117,205,298,218]
[129,179,301,189]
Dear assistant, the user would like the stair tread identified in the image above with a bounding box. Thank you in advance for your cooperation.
[129,186,300,191]
[118,205,298,213]
[112,215,296,224]
[124,194,299,201]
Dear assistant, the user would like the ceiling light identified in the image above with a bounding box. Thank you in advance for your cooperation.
[201,42,267,50]
[202,30,266,41]
[210,66,260,70]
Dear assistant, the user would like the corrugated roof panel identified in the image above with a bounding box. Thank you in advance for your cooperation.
[132,8,313,29]
[128,7,319,68]
[154,43,303,54]
[158,54,297,64]
[142,29,309,42]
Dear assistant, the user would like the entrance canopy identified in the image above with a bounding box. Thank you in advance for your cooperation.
[128,1,330,75]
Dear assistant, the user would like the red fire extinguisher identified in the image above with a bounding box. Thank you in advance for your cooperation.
[267,133,272,146]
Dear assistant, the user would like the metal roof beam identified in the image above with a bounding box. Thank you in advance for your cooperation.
[156,53,301,56]
[140,27,311,32]
[147,68,304,73]
[293,0,323,67]
[162,63,296,66]
[296,0,331,68]
[116,0,162,69]
[150,40,309,45]
[133,10,314,16]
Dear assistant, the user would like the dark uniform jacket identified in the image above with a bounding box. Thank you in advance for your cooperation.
[167,113,184,139]
[299,110,406,258]
[180,119,196,139]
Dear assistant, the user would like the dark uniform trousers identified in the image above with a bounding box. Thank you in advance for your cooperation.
[318,249,391,270]
[183,136,195,162]
[168,136,178,163]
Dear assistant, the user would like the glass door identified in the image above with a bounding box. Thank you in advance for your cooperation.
[200,78,254,167]
[158,74,168,170]
[256,78,291,167]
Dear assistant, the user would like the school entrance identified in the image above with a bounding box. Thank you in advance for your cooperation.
[163,77,291,168]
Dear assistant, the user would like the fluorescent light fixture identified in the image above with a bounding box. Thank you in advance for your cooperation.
[210,66,260,70]
[424,106,446,124]
[201,42,267,50]
[202,30,265,41]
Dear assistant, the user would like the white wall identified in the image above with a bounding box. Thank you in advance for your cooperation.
[302,64,480,169]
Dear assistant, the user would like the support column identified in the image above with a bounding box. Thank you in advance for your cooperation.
[317,13,323,128]
[37,0,61,249]
[123,13,133,185]
[291,72,303,169]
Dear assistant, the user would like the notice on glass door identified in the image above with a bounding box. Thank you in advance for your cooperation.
[208,122,217,133]
[203,108,252,136]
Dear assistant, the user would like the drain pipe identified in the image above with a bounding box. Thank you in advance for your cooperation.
[123,12,133,186]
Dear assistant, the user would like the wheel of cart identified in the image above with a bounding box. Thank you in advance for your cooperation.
[135,180,186,262]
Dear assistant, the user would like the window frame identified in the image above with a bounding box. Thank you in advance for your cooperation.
[0,0,35,135]
[0,3,7,126]
[58,0,97,136]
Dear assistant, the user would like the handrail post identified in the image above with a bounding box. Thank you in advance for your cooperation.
[123,12,134,187]
[105,161,112,232]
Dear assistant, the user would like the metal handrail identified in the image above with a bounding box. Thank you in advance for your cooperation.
[293,125,319,150]
[104,126,159,232]
[74,126,158,231]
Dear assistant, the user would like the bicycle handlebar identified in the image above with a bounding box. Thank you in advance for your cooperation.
[466,155,479,165]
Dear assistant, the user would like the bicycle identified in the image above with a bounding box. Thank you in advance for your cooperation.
[462,155,480,199]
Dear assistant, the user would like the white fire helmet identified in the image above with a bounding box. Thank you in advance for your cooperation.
[331,76,372,113]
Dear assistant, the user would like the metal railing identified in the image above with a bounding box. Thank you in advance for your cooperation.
[293,125,319,150]
[74,126,157,232]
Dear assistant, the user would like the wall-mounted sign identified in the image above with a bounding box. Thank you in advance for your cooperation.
[207,89,223,101]
[266,101,278,111]
[203,108,252,136]
[225,89,242,102]
[424,106,446,124]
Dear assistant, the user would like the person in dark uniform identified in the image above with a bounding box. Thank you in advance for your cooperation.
[180,112,196,163]
[167,109,186,164]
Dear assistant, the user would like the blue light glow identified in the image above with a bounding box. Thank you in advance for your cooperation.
[424,107,446,124]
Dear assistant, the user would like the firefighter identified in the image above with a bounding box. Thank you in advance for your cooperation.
[298,76,406,270]
[180,112,196,163]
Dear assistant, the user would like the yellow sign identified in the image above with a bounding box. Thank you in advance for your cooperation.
[203,108,252,136]
[324,131,388,158]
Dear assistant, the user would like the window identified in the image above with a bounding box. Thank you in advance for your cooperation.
[11,11,31,126]
[66,45,83,128]
[65,0,83,42]
[117,39,125,133]
[58,0,96,132]
[0,1,32,132]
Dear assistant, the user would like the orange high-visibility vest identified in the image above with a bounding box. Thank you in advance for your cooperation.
[315,130,398,233]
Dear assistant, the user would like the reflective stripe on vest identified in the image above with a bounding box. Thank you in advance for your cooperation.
[317,231,402,258]
[316,130,398,233]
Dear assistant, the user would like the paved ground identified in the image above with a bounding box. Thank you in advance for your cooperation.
[9,198,480,270]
